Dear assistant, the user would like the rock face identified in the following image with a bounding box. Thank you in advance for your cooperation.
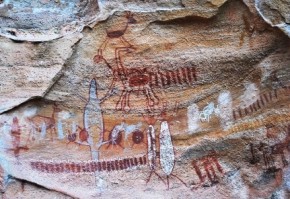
[0,0,290,198]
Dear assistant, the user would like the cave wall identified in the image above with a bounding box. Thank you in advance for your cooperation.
[0,0,290,198]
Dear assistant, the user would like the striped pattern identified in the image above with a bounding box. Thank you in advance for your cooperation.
[31,155,147,174]
[233,89,278,120]
[149,67,197,88]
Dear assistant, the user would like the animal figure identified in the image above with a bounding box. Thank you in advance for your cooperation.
[106,123,125,149]
[199,102,219,122]
[28,104,61,140]
[66,130,77,145]
[96,47,197,111]
[94,11,137,63]
[66,125,92,147]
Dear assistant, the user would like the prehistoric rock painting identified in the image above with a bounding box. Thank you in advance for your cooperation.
[159,121,187,189]
[28,104,61,141]
[233,89,279,120]
[94,11,137,62]
[1,0,290,198]
[249,124,290,172]
[199,102,219,122]
[93,12,198,112]
[191,151,224,188]
[8,117,29,159]
[30,155,147,173]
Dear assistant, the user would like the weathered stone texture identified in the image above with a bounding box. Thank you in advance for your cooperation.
[0,0,290,198]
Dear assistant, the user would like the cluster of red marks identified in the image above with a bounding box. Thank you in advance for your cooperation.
[30,156,147,173]
[191,151,224,187]
[249,124,290,172]
[149,67,197,88]
[9,117,29,158]
[233,89,278,120]
[250,125,290,172]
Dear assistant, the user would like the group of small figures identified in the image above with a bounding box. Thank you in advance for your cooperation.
[249,124,290,172]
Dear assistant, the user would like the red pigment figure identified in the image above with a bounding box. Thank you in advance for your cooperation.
[29,104,61,140]
[94,11,137,63]
[66,129,77,145]
[270,123,290,168]
[112,58,196,111]
[191,151,224,187]
[10,117,28,158]
[271,143,288,167]
[94,37,197,112]
[77,125,90,145]
[233,89,278,121]
[131,130,145,147]
[66,125,93,147]
[249,143,259,164]
[258,142,277,172]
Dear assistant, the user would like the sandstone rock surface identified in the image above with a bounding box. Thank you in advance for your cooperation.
[0,0,290,198]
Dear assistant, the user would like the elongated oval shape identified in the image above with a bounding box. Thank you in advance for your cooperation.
[147,125,156,170]
[159,121,174,176]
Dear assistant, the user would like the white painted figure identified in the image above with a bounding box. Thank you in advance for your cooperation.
[187,103,200,134]
[159,121,174,176]
[57,120,65,140]
[218,91,233,128]
[199,102,219,122]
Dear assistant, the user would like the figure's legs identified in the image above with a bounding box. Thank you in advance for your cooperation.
[99,39,109,56]
[100,78,117,103]
[144,86,159,110]
[147,86,159,106]
[204,165,213,183]
[94,39,109,63]
[66,141,72,146]
[192,160,205,183]
[143,88,153,109]
[146,170,153,184]
[121,91,128,111]
[124,91,131,112]
[212,157,223,174]
[116,90,126,110]
[171,174,188,188]
[209,164,218,183]
[120,36,135,48]
[146,170,166,185]
[117,143,125,149]
[106,142,112,149]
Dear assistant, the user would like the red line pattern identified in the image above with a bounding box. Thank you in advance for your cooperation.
[233,89,281,120]
[149,67,197,88]
[31,155,147,173]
